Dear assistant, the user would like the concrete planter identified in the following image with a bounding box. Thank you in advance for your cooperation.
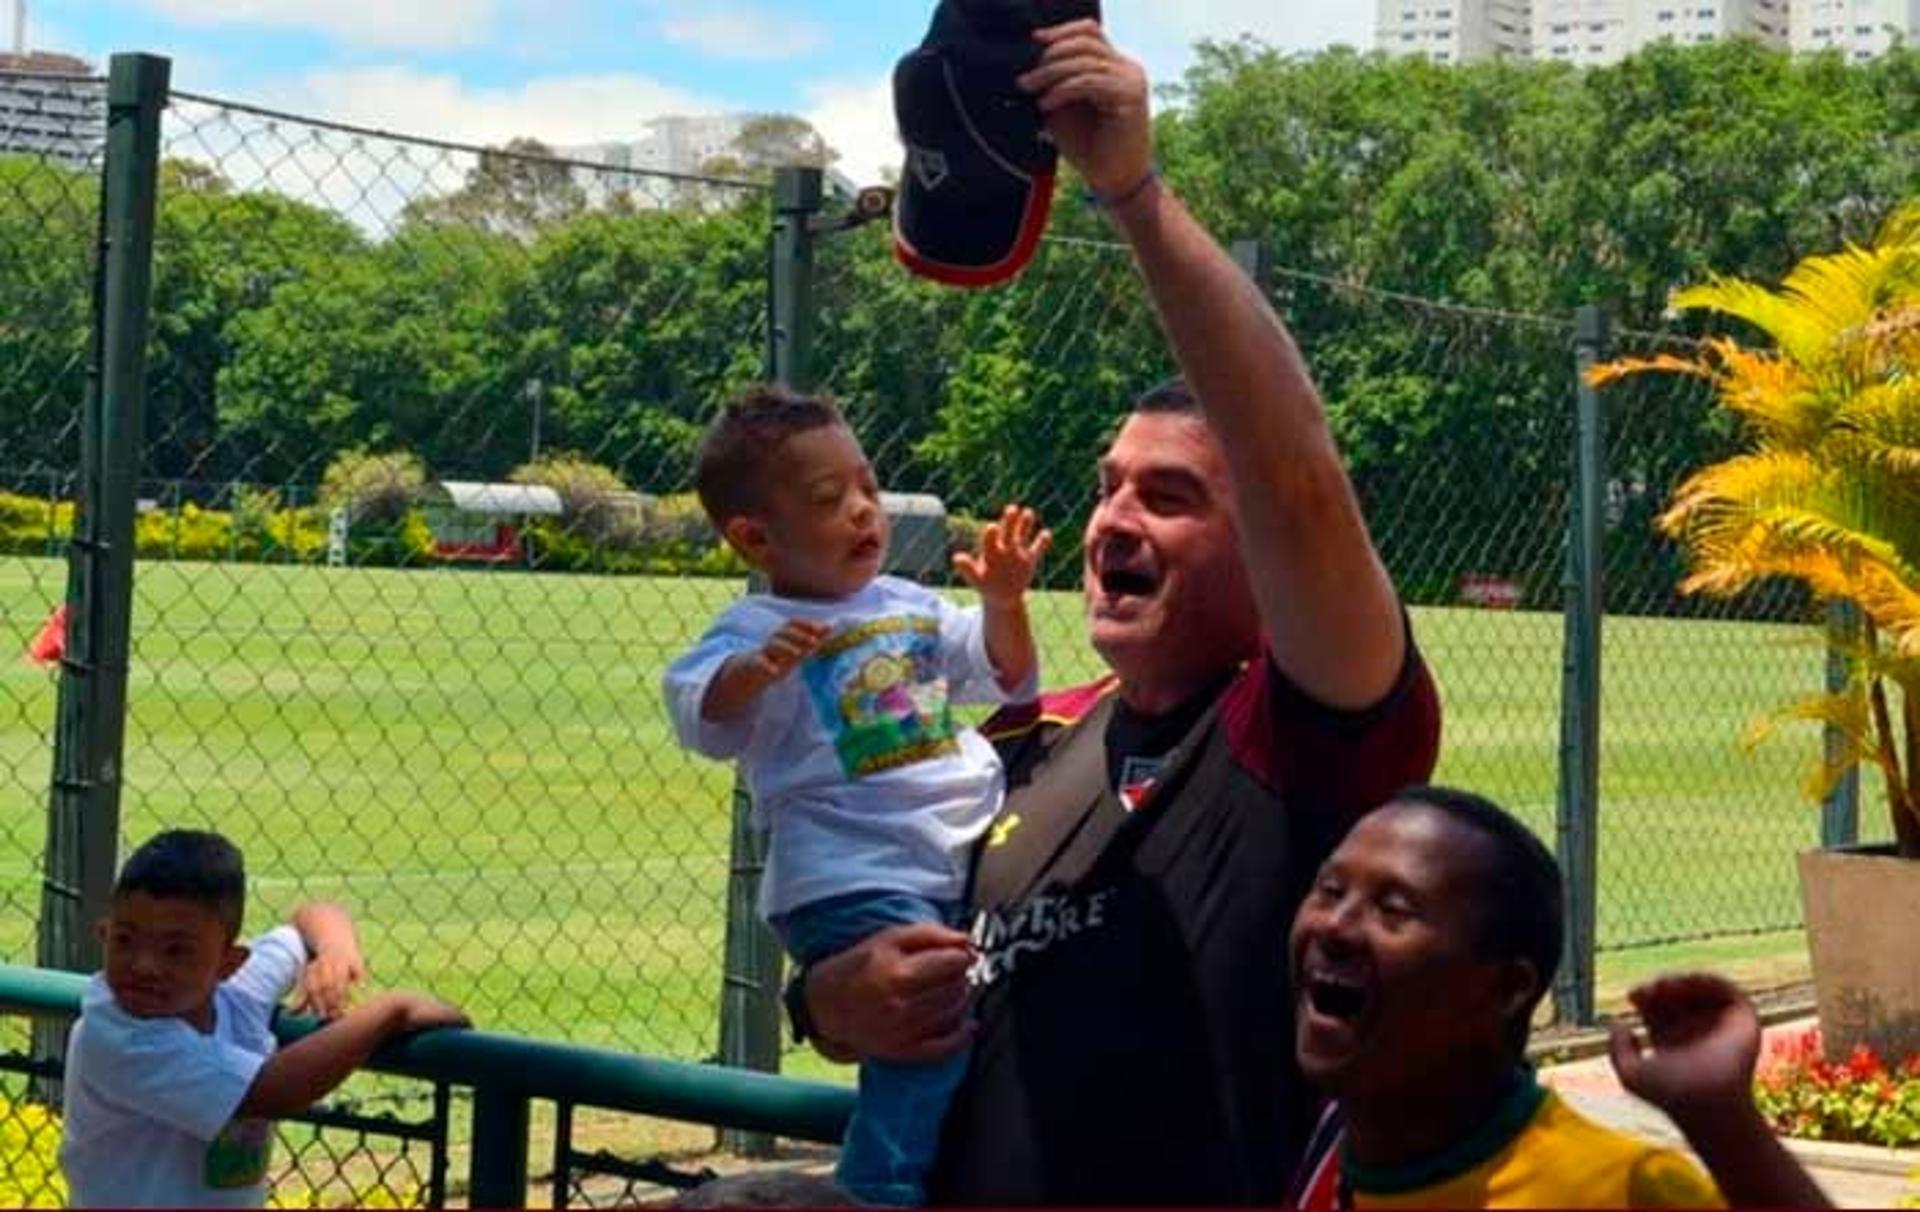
[1781,1138,1920,1208]
[1798,844,1920,1062]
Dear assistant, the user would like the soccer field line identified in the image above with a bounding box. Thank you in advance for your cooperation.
[0,851,727,894]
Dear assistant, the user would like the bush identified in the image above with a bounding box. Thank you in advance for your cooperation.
[0,1098,66,1207]
[645,493,718,547]
[510,453,646,548]
[0,1094,414,1209]
[524,490,745,577]
[259,507,331,563]
[346,509,436,568]
[135,501,234,560]
[1755,1032,1920,1147]
[0,492,74,556]
[526,516,746,578]
[320,450,426,525]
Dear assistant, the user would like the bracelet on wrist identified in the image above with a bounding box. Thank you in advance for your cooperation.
[1085,166,1160,212]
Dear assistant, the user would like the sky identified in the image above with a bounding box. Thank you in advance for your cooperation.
[23,1,1372,185]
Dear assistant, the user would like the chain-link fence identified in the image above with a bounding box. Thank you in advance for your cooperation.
[0,65,101,982]
[108,88,770,1066]
[0,1015,448,1207]
[1,46,1870,1201]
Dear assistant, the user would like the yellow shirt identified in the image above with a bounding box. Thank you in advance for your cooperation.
[1294,1079,1725,1210]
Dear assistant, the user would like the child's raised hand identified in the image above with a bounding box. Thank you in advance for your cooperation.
[293,948,368,1019]
[1607,972,1762,1120]
[953,505,1052,605]
[753,619,832,682]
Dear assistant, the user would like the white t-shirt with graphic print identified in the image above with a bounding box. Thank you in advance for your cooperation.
[664,575,1033,919]
[61,925,306,1208]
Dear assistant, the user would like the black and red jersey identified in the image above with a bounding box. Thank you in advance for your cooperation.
[925,645,1442,1206]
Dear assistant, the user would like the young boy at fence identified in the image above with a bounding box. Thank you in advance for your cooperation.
[1287,787,1829,1210]
[663,385,1049,1205]
[59,829,470,1209]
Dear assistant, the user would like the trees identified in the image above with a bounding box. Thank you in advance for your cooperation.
[401,137,587,241]
[0,154,97,481]
[10,38,1920,601]
[699,115,838,182]
[148,159,368,480]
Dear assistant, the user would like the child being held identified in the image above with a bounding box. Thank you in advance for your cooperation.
[664,385,1049,1205]
[60,829,469,1208]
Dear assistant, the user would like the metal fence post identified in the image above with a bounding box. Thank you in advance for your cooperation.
[467,1087,530,1208]
[1230,237,1273,291]
[36,54,170,1077]
[1553,304,1608,1027]
[716,165,824,1157]
[1822,600,1862,849]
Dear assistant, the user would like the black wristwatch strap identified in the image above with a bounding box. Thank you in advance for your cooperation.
[782,962,815,1045]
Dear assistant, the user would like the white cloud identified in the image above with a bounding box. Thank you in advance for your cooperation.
[1104,0,1373,81]
[1160,0,1371,51]
[661,6,829,60]
[142,0,498,51]
[161,67,731,234]
[279,66,723,148]
[803,75,898,188]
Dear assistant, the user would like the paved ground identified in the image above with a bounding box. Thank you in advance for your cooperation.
[1541,1017,1916,1209]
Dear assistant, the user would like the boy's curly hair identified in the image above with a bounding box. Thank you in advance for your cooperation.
[694,384,847,527]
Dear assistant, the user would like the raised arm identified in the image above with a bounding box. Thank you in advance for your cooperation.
[1608,974,1830,1209]
[289,901,367,1018]
[1020,23,1405,709]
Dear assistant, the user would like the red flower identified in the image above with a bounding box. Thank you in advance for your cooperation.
[1845,1045,1885,1082]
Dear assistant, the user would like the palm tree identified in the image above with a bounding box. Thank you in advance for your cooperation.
[1594,203,1920,858]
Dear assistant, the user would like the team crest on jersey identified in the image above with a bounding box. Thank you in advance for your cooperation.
[1117,755,1166,812]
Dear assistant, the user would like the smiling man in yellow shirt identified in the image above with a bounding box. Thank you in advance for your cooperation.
[1287,787,1828,1210]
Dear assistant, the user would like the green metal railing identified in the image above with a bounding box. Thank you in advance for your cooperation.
[0,962,852,1206]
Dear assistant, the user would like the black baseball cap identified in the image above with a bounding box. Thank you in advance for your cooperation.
[892,0,1101,288]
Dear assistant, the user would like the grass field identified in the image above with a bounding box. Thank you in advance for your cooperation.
[0,555,1869,1069]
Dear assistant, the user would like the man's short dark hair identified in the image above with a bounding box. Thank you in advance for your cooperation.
[114,830,247,938]
[694,385,847,526]
[1132,376,1201,416]
[1393,785,1564,1049]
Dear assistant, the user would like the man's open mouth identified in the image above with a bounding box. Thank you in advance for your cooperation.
[1304,973,1369,1023]
[1098,566,1158,598]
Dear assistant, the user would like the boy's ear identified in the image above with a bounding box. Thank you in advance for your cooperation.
[722,515,773,566]
[218,943,250,981]
[93,919,109,946]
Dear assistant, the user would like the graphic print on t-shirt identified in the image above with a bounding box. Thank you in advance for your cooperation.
[203,1115,273,1190]
[802,614,959,777]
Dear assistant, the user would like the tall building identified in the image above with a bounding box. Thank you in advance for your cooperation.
[0,51,102,171]
[564,112,858,206]
[1793,0,1920,58]
[1376,0,1533,63]
[566,114,760,181]
[1532,0,1787,65]
[1378,0,1886,64]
